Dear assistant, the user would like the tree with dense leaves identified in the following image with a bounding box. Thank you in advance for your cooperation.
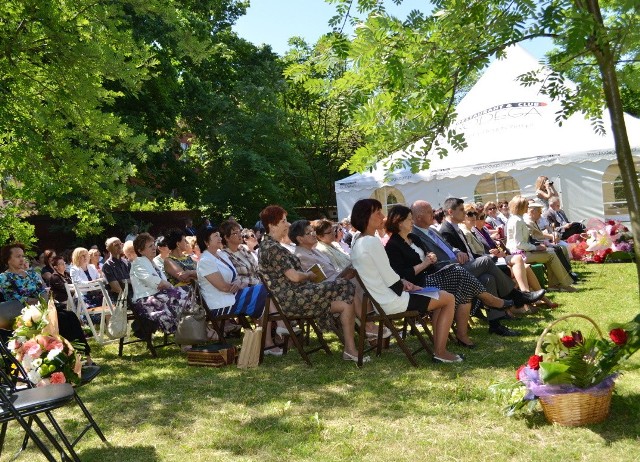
[0,0,155,243]
[322,0,640,287]
[283,36,365,216]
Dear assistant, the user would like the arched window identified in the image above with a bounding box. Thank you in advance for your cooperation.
[474,173,521,204]
[602,161,640,218]
[371,187,405,215]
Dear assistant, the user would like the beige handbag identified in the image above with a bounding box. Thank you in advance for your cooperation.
[237,327,262,369]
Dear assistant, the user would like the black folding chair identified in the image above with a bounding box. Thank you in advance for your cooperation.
[0,376,79,461]
[0,341,107,457]
[354,273,433,367]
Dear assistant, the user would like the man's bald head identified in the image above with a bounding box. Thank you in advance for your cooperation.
[411,200,433,228]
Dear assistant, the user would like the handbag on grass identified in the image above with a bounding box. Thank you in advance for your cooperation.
[237,327,262,369]
[175,286,208,345]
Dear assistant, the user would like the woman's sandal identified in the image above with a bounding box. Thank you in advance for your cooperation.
[343,351,371,363]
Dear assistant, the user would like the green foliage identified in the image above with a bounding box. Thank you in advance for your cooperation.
[0,0,156,241]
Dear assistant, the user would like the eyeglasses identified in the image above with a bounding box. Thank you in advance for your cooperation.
[242,233,255,239]
[466,212,478,217]
[230,231,241,236]
[486,207,497,211]
[304,230,316,236]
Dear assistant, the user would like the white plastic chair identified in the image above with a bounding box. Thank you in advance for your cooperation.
[68,279,115,344]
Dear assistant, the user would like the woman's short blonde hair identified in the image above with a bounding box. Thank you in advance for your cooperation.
[508,196,529,216]
[71,247,89,267]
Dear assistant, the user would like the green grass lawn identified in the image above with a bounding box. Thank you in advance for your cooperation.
[3,263,639,462]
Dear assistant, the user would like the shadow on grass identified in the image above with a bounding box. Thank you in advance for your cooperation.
[79,444,160,462]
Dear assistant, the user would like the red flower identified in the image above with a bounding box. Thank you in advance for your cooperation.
[561,335,576,348]
[527,355,542,370]
[607,220,615,226]
[516,364,526,380]
[609,328,628,345]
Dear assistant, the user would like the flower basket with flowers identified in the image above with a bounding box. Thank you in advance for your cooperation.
[491,314,640,426]
[8,298,82,387]
[567,218,634,263]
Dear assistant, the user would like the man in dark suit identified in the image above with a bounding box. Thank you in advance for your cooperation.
[544,197,585,240]
[411,199,544,336]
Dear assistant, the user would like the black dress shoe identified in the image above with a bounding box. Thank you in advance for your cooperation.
[510,289,546,307]
[488,324,521,337]
[570,272,579,283]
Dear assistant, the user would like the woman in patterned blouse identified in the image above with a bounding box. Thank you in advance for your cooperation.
[163,229,198,287]
[258,205,363,363]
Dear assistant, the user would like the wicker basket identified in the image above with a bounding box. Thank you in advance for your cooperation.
[535,314,613,426]
[187,344,237,367]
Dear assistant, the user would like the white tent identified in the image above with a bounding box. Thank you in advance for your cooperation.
[335,45,640,223]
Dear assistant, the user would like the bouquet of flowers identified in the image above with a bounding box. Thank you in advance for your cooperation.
[491,314,640,420]
[8,298,81,387]
[567,218,634,263]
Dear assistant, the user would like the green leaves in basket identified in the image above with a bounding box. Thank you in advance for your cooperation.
[539,362,572,385]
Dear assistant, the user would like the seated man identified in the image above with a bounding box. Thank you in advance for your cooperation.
[544,197,586,240]
[525,200,578,283]
[102,237,132,302]
[411,200,544,337]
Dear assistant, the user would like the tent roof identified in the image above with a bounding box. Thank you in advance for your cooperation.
[336,45,640,193]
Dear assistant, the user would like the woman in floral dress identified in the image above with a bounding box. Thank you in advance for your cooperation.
[258,205,361,362]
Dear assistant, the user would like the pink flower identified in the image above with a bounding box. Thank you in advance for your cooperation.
[45,338,64,352]
[49,372,66,384]
[23,340,43,358]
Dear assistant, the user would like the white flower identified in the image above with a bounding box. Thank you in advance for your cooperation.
[32,358,43,368]
[22,354,33,371]
[27,368,42,385]
[21,306,42,324]
[46,348,63,361]
[7,340,17,351]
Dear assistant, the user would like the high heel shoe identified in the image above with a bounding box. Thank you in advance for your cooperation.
[455,337,476,349]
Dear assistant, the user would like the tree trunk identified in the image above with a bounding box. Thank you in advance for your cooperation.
[585,0,640,296]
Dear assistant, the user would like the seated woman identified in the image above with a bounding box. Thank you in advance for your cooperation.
[463,207,558,310]
[241,228,260,261]
[196,226,278,354]
[69,247,103,307]
[130,233,188,334]
[163,229,198,288]
[48,256,73,308]
[349,199,461,363]
[312,219,351,273]
[258,205,362,362]
[40,249,57,286]
[506,196,576,292]
[384,205,513,349]
[88,248,103,278]
[220,221,261,287]
[0,244,93,364]
[290,220,340,281]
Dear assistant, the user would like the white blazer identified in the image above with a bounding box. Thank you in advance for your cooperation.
[130,257,165,302]
[69,264,100,284]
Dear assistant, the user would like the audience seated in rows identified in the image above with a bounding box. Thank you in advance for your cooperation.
[349,199,462,363]
[506,196,576,292]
